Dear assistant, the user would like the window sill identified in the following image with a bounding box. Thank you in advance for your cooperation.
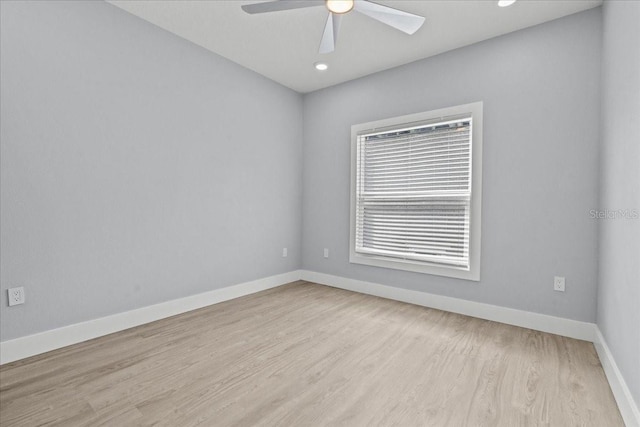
[349,251,480,281]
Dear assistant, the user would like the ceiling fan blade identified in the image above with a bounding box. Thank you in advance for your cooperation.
[319,13,342,54]
[241,0,324,14]
[354,0,425,35]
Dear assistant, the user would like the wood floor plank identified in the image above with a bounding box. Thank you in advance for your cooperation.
[0,281,624,426]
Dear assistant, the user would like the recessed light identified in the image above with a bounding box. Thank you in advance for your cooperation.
[497,0,516,7]
[314,62,328,71]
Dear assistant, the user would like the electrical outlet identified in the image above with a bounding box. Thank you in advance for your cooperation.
[282,247,288,257]
[8,287,25,306]
[323,248,329,258]
[554,276,565,292]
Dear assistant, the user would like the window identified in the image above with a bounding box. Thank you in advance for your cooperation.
[350,102,482,281]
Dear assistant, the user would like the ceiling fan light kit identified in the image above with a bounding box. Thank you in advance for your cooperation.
[326,0,354,14]
[241,0,426,54]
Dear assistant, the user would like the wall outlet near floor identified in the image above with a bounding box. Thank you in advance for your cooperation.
[8,287,25,306]
[553,276,565,292]
[324,248,329,258]
[282,247,288,257]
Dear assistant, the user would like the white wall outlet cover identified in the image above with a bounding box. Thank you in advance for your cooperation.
[282,248,288,257]
[324,248,329,258]
[554,276,566,292]
[8,287,25,306]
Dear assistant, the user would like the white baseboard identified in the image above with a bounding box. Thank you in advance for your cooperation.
[0,270,302,365]
[300,270,596,341]
[0,269,595,365]
[3,268,636,427]
[594,327,640,427]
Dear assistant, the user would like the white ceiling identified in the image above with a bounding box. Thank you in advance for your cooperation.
[107,0,602,93]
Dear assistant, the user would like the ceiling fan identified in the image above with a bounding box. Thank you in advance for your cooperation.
[241,0,426,54]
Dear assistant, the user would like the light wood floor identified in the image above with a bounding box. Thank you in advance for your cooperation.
[0,281,623,426]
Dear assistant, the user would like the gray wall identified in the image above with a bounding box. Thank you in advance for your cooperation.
[302,9,602,322]
[597,0,640,408]
[0,1,303,341]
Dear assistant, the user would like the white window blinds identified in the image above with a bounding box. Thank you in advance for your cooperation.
[355,117,473,269]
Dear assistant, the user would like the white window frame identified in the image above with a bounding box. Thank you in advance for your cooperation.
[349,102,483,281]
